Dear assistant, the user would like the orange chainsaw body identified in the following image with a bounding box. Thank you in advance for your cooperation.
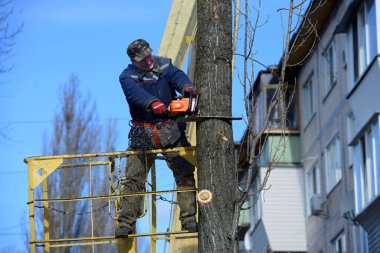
[168,97,198,117]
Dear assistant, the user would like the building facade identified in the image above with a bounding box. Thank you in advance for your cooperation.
[241,0,380,252]
[293,0,380,252]
[238,69,307,252]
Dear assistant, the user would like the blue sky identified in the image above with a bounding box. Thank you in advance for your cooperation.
[0,0,292,251]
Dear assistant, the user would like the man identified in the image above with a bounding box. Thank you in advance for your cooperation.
[115,39,197,238]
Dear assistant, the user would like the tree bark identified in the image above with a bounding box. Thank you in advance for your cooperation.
[195,0,238,252]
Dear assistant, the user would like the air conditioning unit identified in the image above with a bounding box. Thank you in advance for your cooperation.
[310,194,323,215]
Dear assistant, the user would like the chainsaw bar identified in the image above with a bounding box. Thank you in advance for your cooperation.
[175,115,243,122]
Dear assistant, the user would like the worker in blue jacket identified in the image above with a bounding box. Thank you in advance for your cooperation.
[115,39,197,238]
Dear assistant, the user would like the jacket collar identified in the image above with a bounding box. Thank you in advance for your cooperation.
[129,61,162,78]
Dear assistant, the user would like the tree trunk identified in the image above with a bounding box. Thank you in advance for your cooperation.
[195,0,238,252]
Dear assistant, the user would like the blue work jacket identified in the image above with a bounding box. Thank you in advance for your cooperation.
[119,56,192,123]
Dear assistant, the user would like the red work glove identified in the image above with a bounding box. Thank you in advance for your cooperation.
[183,86,197,96]
[150,100,167,116]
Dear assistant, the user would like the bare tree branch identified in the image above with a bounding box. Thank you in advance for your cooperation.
[0,0,23,139]
[38,74,118,253]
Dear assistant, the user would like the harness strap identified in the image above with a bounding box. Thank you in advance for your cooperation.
[131,120,172,128]
[151,124,162,148]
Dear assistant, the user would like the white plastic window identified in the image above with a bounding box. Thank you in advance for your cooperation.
[354,117,380,211]
[322,40,337,97]
[332,232,347,253]
[349,0,378,86]
[325,136,342,192]
[302,73,315,127]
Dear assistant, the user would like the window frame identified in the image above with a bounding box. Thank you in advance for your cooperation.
[353,226,369,253]
[325,135,342,193]
[264,84,297,130]
[346,112,356,166]
[331,231,347,253]
[347,0,378,90]
[354,116,380,212]
[302,72,315,128]
[322,38,337,98]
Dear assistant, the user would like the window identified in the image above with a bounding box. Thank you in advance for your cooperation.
[266,87,278,127]
[366,0,377,59]
[346,112,356,166]
[353,226,369,253]
[325,136,342,192]
[332,232,347,253]
[349,0,378,86]
[306,165,321,215]
[360,134,373,204]
[251,71,298,131]
[285,87,297,129]
[251,175,263,226]
[264,85,297,129]
[354,116,380,212]
[302,73,315,126]
[322,40,337,96]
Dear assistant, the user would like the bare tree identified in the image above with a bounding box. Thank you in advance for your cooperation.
[0,0,23,140]
[237,0,326,195]
[38,74,118,253]
[233,0,327,248]
[0,0,22,73]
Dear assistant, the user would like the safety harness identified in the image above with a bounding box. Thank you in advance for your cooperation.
[131,120,173,148]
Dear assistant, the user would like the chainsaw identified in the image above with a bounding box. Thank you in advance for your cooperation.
[168,90,242,122]
[168,90,198,118]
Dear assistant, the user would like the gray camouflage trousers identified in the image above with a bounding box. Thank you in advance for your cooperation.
[118,134,196,227]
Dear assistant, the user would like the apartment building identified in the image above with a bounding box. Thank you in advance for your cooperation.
[238,67,306,252]
[241,0,380,252]
[293,0,380,252]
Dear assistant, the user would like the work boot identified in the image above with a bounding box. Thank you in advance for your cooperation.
[115,222,134,238]
[181,219,198,232]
